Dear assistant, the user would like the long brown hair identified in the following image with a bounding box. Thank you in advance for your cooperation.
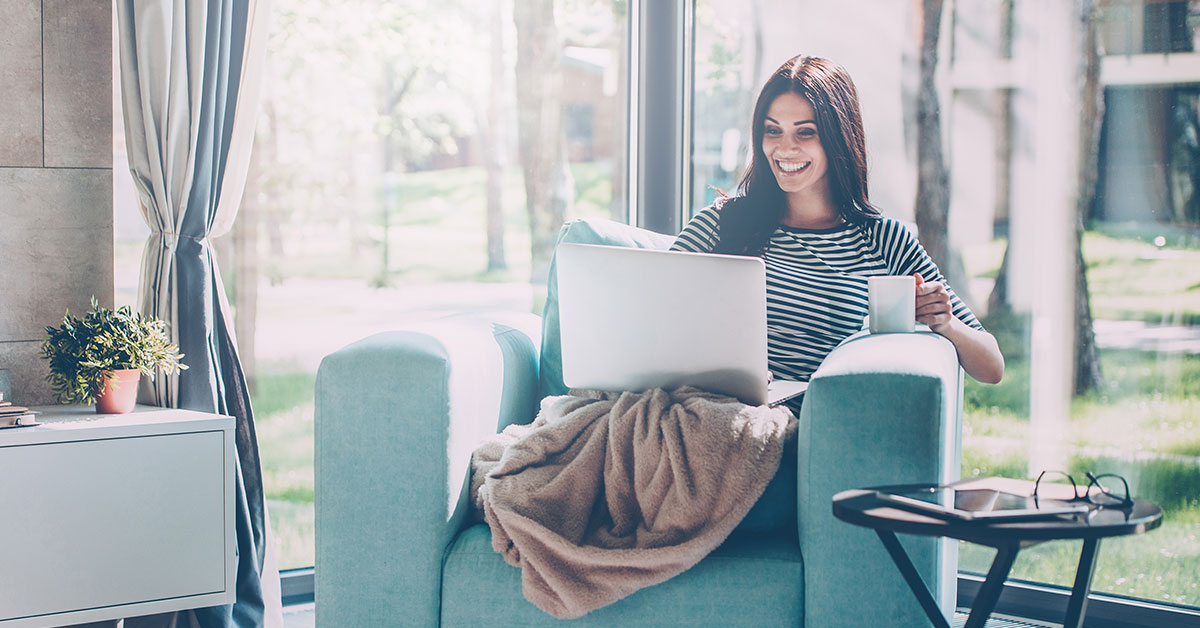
[714,55,880,255]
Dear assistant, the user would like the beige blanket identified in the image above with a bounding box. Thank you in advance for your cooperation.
[471,386,795,619]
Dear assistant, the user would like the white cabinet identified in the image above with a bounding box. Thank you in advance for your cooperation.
[0,406,236,627]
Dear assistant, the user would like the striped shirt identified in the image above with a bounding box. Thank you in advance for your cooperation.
[672,206,983,383]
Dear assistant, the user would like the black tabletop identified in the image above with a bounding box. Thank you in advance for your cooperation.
[833,487,1163,546]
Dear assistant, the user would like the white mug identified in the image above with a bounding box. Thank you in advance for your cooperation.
[868,275,916,334]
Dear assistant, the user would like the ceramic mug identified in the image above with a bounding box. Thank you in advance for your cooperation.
[868,275,916,334]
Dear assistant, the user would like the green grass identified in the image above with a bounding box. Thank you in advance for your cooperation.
[1083,232,1200,324]
[959,233,1200,607]
[251,364,316,569]
[962,233,1200,325]
[960,345,1200,607]
[960,518,1200,606]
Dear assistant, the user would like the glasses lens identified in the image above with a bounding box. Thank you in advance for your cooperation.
[1036,470,1082,500]
[1087,473,1131,506]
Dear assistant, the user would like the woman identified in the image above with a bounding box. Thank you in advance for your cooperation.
[673,55,1004,387]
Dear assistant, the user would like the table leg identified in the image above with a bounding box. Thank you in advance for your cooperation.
[1063,538,1102,628]
[874,529,952,628]
[964,541,1020,628]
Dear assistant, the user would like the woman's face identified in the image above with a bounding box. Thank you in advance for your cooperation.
[761,91,830,200]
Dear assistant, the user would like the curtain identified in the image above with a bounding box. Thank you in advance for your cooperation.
[116,1,280,627]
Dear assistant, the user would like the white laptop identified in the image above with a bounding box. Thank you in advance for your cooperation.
[555,243,808,407]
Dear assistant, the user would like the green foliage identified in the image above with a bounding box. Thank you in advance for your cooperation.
[40,298,187,405]
[252,369,316,418]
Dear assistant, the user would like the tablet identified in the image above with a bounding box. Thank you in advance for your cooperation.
[873,486,1091,522]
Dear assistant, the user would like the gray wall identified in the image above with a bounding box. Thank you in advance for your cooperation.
[1,0,113,405]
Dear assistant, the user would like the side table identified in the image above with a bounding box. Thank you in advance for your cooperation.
[833,483,1162,628]
[0,405,236,627]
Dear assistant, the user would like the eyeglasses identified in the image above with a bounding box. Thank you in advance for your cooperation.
[1034,470,1133,508]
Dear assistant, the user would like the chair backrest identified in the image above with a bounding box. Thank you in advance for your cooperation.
[538,218,674,399]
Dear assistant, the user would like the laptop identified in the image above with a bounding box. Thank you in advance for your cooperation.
[555,243,808,407]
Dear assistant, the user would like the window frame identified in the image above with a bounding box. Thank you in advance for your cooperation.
[629,0,692,235]
[958,574,1200,628]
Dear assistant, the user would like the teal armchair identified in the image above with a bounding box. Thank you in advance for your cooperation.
[315,218,963,627]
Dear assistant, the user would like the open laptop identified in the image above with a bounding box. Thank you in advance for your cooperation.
[555,243,808,407]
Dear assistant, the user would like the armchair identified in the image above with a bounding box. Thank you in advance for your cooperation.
[315,218,963,627]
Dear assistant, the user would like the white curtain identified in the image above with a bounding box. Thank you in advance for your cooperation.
[117,1,281,626]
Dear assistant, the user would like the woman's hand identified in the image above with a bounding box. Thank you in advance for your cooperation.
[913,272,953,332]
[912,272,1005,384]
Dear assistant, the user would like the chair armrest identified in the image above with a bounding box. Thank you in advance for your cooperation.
[314,312,540,627]
[797,331,963,628]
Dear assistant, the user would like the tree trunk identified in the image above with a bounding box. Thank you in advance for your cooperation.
[1073,0,1103,394]
[514,0,574,284]
[987,0,1015,317]
[377,66,398,288]
[484,0,507,271]
[914,0,975,307]
[608,0,628,221]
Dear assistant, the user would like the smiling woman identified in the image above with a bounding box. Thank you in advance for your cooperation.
[674,54,1004,389]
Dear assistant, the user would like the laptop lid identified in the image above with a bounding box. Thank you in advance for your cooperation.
[556,243,804,406]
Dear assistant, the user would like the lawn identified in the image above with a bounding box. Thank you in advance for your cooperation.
[959,349,1200,606]
[956,242,1200,606]
[245,162,1200,609]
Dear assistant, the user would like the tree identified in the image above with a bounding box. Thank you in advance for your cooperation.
[608,0,629,221]
[482,0,508,271]
[1071,0,1103,394]
[914,0,975,308]
[514,0,575,283]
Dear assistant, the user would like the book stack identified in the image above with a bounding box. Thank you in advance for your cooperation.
[0,392,38,427]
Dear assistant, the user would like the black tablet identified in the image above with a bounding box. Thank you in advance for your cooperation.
[874,486,1091,522]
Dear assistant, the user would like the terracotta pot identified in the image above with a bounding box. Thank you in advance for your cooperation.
[96,369,141,414]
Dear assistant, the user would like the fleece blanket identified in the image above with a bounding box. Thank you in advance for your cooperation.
[471,386,795,619]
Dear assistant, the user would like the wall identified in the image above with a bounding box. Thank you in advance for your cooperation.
[0,0,113,405]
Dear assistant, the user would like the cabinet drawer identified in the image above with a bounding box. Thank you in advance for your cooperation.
[0,430,228,622]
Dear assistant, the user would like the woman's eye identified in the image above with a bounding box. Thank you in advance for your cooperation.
[764,127,782,136]
[798,128,817,138]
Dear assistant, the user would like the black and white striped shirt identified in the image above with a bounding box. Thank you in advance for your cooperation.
[672,206,984,383]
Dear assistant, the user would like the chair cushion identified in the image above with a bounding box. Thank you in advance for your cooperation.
[439,524,803,627]
[538,218,674,399]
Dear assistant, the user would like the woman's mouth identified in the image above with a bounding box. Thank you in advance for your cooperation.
[777,160,810,174]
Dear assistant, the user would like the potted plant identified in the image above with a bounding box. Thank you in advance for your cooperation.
[41,298,187,413]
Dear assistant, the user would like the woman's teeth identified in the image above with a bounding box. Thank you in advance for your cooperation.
[778,161,809,173]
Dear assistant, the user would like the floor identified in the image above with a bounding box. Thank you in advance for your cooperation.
[282,604,1052,627]
[282,603,314,628]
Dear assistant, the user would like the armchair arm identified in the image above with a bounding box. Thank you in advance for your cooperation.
[797,331,963,628]
[314,312,541,627]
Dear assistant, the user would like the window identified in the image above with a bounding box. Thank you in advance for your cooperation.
[691,0,1199,620]
[114,0,631,572]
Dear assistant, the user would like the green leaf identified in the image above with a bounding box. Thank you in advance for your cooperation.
[40,302,187,405]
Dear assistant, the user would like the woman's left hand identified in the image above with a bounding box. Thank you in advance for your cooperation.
[914,272,953,333]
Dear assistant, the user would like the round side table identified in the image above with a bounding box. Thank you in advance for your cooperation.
[832,485,1163,628]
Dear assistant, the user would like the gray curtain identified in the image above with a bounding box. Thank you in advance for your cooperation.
[117,1,279,627]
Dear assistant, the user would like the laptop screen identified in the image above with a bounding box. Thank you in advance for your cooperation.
[555,243,771,405]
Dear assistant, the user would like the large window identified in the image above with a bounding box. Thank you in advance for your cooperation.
[114,0,630,571]
[112,1,1199,621]
[693,0,1199,618]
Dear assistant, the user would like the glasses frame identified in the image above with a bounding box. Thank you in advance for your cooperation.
[1034,470,1133,509]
